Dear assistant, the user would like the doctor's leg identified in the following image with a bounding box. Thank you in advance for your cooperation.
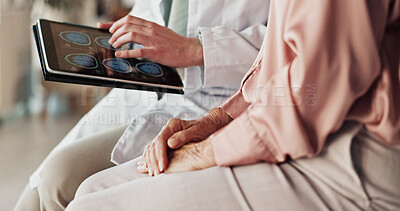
[14,184,40,211]
[14,123,129,211]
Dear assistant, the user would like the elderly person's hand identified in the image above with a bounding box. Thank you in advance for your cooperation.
[97,15,203,68]
[165,138,216,173]
[137,108,232,176]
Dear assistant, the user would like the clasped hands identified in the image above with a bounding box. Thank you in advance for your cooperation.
[137,108,232,176]
[98,15,231,176]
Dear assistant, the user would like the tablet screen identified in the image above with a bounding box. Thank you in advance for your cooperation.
[41,20,183,88]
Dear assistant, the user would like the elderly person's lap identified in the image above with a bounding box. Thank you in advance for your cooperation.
[67,158,323,211]
[67,122,400,211]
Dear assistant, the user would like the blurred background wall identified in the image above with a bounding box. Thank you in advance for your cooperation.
[0,1,32,119]
[0,0,134,121]
[0,0,134,209]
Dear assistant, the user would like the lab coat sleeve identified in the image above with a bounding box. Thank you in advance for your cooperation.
[211,0,386,166]
[199,24,267,88]
[129,0,165,25]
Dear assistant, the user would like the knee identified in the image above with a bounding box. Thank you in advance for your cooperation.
[74,172,100,199]
[37,148,82,208]
[65,198,86,211]
[66,196,99,211]
[67,174,109,211]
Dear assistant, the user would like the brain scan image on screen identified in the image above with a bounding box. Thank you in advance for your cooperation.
[95,37,122,50]
[66,53,98,69]
[60,31,91,46]
[136,63,163,77]
[102,58,133,73]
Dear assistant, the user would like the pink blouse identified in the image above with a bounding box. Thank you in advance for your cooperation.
[211,0,400,166]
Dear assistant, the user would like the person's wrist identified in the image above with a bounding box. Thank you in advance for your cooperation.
[185,37,204,67]
[198,138,217,168]
[204,108,233,131]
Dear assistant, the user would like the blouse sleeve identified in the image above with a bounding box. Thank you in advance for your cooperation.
[211,0,387,166]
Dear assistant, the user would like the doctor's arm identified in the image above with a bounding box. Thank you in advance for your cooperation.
[97,15,267,77]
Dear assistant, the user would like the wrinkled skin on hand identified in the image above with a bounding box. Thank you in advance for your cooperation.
[165,138,216,173]
[137,108,233,176]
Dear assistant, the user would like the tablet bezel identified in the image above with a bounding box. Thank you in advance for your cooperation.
[37,19,184,91]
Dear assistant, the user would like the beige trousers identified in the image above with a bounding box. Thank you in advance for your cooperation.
[14,123,129,211]
[66,122,400,211]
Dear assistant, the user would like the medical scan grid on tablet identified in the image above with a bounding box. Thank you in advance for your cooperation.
[48,21,180,86]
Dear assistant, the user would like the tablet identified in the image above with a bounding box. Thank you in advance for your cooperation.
[33,19,184,94]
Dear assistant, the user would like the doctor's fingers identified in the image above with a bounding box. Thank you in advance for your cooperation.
[97,22,114,30]
[115,48,154,59]
[109,24,152,47]
[111,32,151,49]
[109,15,153,34]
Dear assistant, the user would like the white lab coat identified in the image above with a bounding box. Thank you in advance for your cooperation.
[131,0,269,91]
[29,0,270,188]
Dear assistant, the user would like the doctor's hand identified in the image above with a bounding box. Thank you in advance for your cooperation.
[137,108,232,176]
[97,15,203,68]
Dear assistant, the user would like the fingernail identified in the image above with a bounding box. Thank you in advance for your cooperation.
[115,51,121,57]
[158,162,164,172]
[148,168,152,176]
[137,163,145,170]
[168,139,176,147]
